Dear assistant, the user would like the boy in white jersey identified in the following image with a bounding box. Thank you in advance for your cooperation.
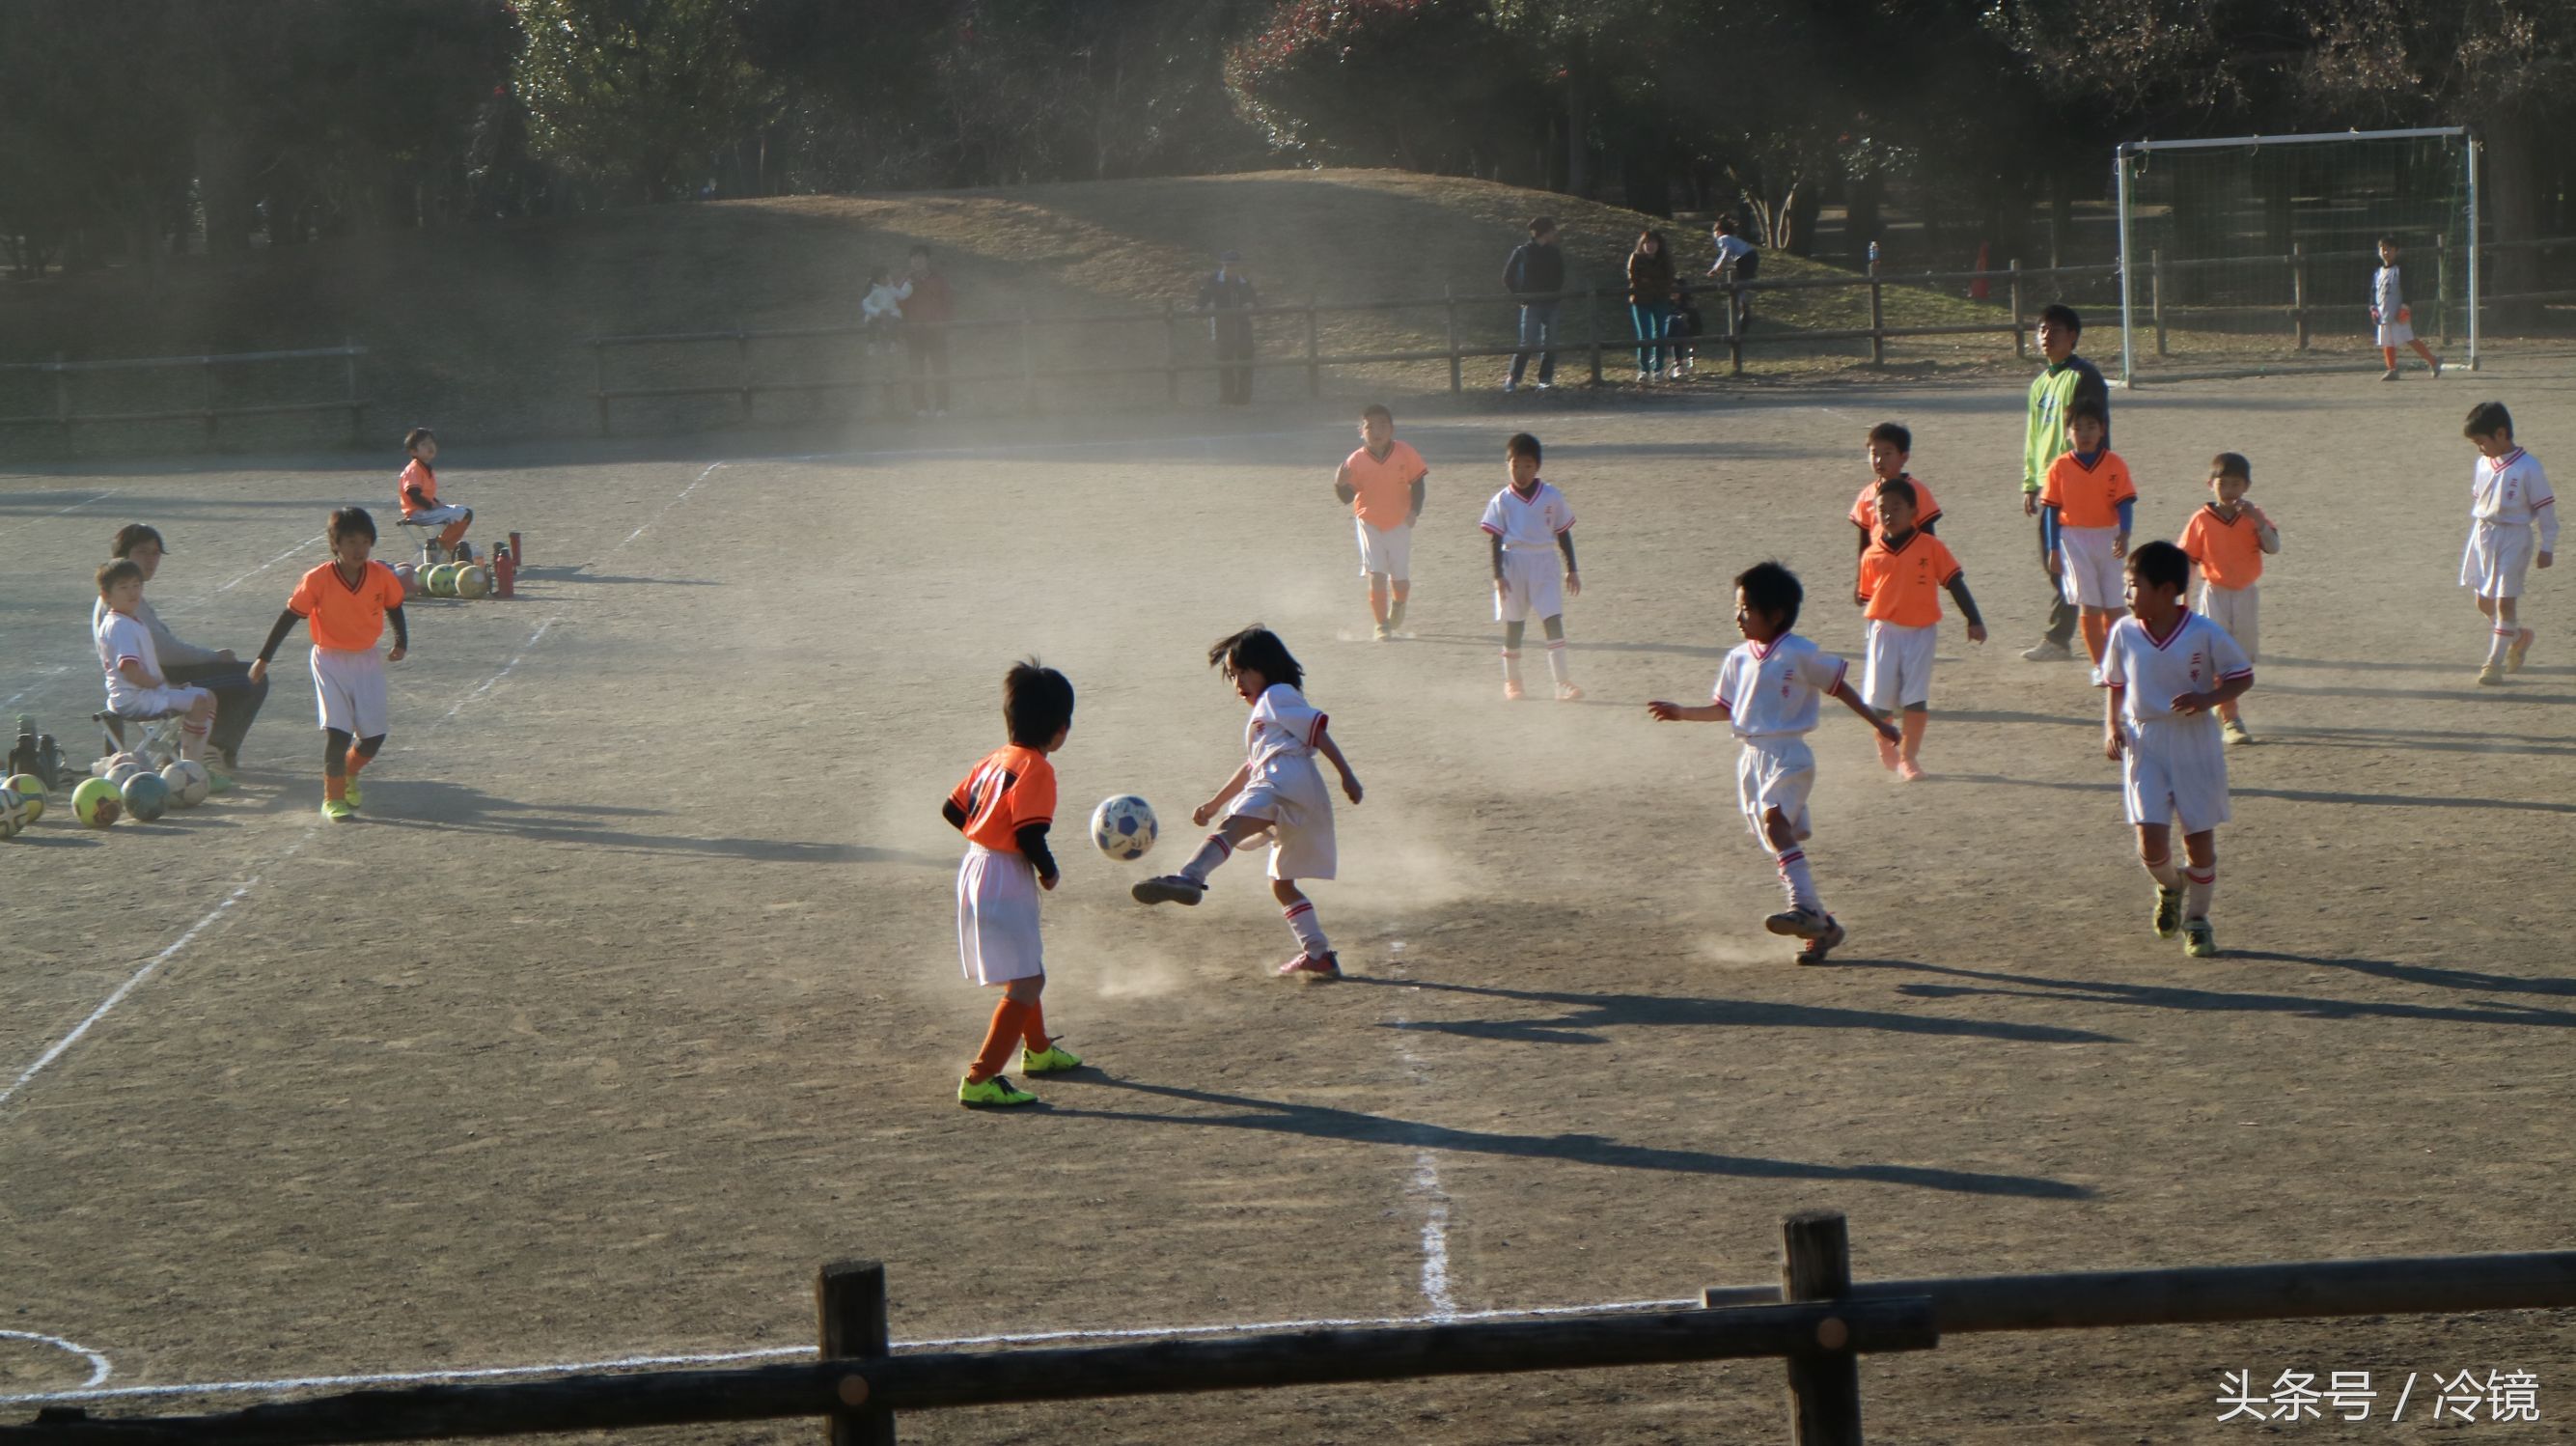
[2460,401,2557,684]
[2100,542,2255,959]
[1648,562,1898,964]
[92,559,217,764]
[1133,626,1365,980]
[1482,431,1583,700]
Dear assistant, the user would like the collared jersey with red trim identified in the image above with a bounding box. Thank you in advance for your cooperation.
[95,608,162,693]
[2039,448,2137,529]
[2099,610,2253,737]
[1480,481,1573,550]
[2471,448,2559,550]
[1710,633,1847,738]
[1245,682,1327,771]
[398,459,439,518]
[1343,440,1428,530]
[2176,504,2268,590]
[948,743,1057,855]
[1848,475,1941,533]
[1858,531,1962,627]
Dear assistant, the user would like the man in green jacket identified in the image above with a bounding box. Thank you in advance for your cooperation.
[2020,305,2112,661]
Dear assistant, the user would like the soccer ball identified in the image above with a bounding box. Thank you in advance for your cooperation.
[426,564,460,598]
[71,777,123,828]
[120,769,170,822]
[392,561,422,598]
[455,564,492,599]
[160,760,210,808]
[103,753,148,790]
[0,786,22,840]
[4,773,44,823]
[1090,794,1158,861]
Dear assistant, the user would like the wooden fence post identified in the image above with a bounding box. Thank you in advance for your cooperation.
[1587,288,1604,385]
[737,329,755,423]
[2150,249,2168,357]
[2437,236,2453,346]
[1866,259,1885,366]
[1781,1211,1864,1446]
[1305,293,1321,399]
[1019,316,1038,415]
[1727,280,1744,377]
[1444,285,1462,394]
[2008,260,2025,360]
[52,351,69,445]
[345,337,363,445]
[1163,300,1178,403]
[593,341,609,436]
[819,1261,896,1446]
[2289,243,2309,350]
[202,353,219,440]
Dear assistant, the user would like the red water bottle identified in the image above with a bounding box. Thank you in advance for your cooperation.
[493,542,516,598]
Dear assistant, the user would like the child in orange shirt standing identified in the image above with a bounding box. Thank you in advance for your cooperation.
[1848,421,1942,572]
[944,660,1083,1108]
[247,508,409,821]
[2175,453,2280,744]
[1853,480,1985,780]
[2038,397,2135,667]
[397,427,474,559]
[1333,403,1429,641]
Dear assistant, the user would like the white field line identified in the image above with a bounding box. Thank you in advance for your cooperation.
[1380,940,1460,1321]
[0,1297,1700,1408]
[210,535,325,595]
[1,664,71,710]
[0,1330,111,1390]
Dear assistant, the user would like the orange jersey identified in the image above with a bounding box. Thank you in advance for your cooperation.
[1858,531,1962,628]
[2177,504,2267,590]
[398,459,438,518]
[948,744,1057,854]
[2039,450,2136,529]
[1343,440,1427,530]
[287,560,406,652]
[1847,475,1941,533]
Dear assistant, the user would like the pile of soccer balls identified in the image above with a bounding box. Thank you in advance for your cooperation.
[395,560,495,599]
[0,754,214,836]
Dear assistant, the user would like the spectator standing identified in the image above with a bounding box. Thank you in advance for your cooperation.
[1201,250,1259,405]
[901,244,955,417]
[1503,215,1565,393]
[1626,231,1677,382]
[2018,304,2112,662]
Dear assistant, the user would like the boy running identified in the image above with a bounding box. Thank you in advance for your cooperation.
[2175,453,2280,742]
[1648,562,1899,964]
[1854,480,1985,780]
[1333,403,1428,641]
[2039,397,2135,668]
[1483,432,1582,700]
[248,508,409,820]
[2460,401,2557,684]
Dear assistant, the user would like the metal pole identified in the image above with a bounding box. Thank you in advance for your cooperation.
[2008,261,2025,360]
[1444,285,1461,394]
[2467,136,2482,371]
[2115,144,2136,385]
[2437,235,2453,347]
[1866,259,1884,366]
[2150,249,2167,357]
[2290,243,2308,350]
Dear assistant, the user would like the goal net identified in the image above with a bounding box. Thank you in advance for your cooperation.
[2115,128,2476,383]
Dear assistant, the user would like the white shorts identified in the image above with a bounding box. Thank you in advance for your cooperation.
[1226,756,1337,880]
[2198,582,2260,662]
[2121,720,2230,834]
[2461,521,2534,598]
[2374,315,2416,347]
[407,503,471,527]
[2056,526,2125,609]
[956,845,1044,985]
[104,683,210,720]
[311,646,389,737]
[1735,737,1816,845]
[1495,548,1564,624]
[1862,620,1937,711]
[1357,518,1413,581]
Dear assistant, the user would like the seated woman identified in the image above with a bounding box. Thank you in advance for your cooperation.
[97,523,268,777]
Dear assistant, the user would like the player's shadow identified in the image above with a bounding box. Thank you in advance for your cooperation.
[356,780,953,867]
[1345,975,2121,1047]
[2272,722,2576,759]
[1943,770,2576,815]
[2256,680,2576,707]
[1856,959,2576,1030]
[2229,950,2576,1001]
[2260,653,2576,679]
[1399,632,1733,661]
[1055,1077,2091,1200]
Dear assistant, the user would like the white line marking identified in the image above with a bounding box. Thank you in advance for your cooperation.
[1411,1154,1458,1321]
[213,535,324,594]
[0,1298,1701,1407]
[441,618,557,721]
[0,879,263,1108]
[618,460,725,549]
[1,665,70,710]
[0,1330,111,1389]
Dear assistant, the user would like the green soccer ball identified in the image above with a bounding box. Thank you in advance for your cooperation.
[120,769,170,822]
[71,776,123,828]
[455,565,492,599]
[2,773,43,824]
[426,564,460,598]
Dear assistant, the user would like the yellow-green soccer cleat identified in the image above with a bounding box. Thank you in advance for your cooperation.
[321,796,355,821]
[343,777,363,810]
[2182,919,2218,959]
[2153,887,2184,939]
[1022,1043,1084,1074]
[958,1074,1037,1108]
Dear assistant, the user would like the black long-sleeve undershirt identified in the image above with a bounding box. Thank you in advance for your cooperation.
[1943,574,1984,630]
[257,602,405,662]
[939,799,1057,884]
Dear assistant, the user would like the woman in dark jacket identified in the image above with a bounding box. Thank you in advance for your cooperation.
[1626,231,1677,381]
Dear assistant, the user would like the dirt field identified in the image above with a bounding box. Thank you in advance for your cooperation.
[4,362,2574,1444]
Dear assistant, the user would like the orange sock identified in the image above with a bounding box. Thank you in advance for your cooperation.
[345,747,371,776]
[1898,709,1928,762]
[2381,346,2398,370]
[438,518,471,550]
[2079,611,2111,664]
[1021,1000,1051,1052]
[324,775,346,802]
[967,999,1029,1084]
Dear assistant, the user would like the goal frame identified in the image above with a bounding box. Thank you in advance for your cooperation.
[2114,126,2478,385]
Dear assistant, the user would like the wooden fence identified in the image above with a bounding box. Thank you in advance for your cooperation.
[0,345,368,446]
[2140,235,2576,357]
[11,1210,2573,1445]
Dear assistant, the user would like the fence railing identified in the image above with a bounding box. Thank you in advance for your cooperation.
[11,1211,2573,1445]
[2139,235,2576,358]
[0,344,368,444]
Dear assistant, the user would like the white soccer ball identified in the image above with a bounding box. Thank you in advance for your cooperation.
[0,785,24,839]
[103,753,147,790]
[1090,794,1158,861]
[160,760,211,808]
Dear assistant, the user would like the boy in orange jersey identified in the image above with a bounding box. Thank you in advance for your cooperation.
[1853,480,1984,780]
[2038,397,2135,668]
[1847,420,1942,572]
[1332,403,1429,641]
[2175,452,2280,745]
[248,508,409,821]
[944,659,1083,1107]
[396,427,474,558]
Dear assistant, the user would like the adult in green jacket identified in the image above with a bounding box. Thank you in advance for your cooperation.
[2019,305,2111,661]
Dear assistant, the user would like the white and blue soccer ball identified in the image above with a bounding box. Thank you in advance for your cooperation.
[1090,794,1158,861]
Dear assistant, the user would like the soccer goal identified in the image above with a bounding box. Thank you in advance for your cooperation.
[2115,127,2477,384]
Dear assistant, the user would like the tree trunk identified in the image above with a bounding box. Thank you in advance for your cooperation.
[195,119,257,255]
[1564,59,1587,200]
[2483,108,2543,320]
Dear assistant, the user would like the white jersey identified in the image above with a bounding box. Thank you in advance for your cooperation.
[2099,610,2252,740]
[1480,481,1574,551]
[95,607,164,704]
[1245,682,1328,771]
[2471,448,2559,550]
[1711,633,1848,739]
[2371,264,2404,318]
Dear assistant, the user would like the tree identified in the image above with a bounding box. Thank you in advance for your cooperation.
[513,0,783,202]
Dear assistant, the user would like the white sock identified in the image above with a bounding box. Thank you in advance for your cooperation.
[1179,834,1233,883]
[1774,848,1823,915]
[180,720,209,763]
[1545,637,1571,685]
[1283,899,1329,957]
[2487,626,2515,664]
[2184,866,2215,921]
[2143,855,2184,890]
[1501,648,1523,686]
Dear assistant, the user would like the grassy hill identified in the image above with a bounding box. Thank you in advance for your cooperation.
[0,170,2007,455]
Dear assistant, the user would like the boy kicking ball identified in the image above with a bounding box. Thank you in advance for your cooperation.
[2100,542,2255,959]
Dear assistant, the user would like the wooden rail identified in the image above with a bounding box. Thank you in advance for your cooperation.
[0,344,367,445]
